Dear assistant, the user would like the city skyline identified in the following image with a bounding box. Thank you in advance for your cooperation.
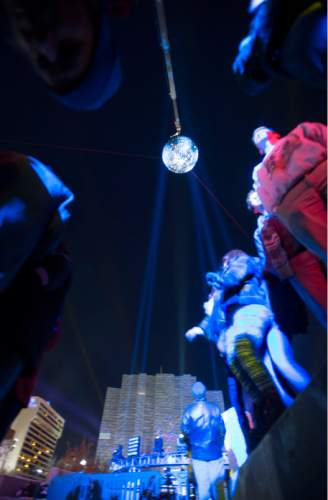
[96,372,224,465]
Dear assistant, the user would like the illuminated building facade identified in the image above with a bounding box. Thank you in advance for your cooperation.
[96,373,224,465]
[0,396,64,479]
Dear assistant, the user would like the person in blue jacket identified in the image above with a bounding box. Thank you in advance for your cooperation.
[181,381,226,500]
[232,0,327,93]
[186,249,310,451]
[0,150,74,441]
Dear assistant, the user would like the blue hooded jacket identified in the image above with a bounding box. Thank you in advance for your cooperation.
[181,398,226,461]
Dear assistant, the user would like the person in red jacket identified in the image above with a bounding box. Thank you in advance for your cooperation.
[247,189,327,327]
[252,122,327,264]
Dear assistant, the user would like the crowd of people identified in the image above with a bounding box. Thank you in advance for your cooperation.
[184,120,326,498]
[0,1,326,499]
[181,7,327,490]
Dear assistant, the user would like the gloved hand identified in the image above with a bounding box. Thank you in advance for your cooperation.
[206,272,224,289]
[185,326,204,342]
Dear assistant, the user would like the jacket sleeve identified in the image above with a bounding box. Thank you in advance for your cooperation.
[198,299,226,343]
[198,315,210,333]
[261,218,294,280]
[254,226,267,269]
[198,315,217,343]
[219,414,226,442]
[181,407,192,435]
[298,122,327,148]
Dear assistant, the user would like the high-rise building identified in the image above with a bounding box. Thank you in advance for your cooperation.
[0,396,65,480]
[96,373,224,465]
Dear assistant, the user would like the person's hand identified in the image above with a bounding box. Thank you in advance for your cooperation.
[205,272,223,289]
[34,252,71,291]
[185,327,204,342]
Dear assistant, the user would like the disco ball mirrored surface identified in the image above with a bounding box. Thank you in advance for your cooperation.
[162,135,199,173]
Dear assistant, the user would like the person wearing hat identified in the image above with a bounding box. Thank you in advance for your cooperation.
[4,0,125,110]
[0,151,74,292]
[252,122,327,264]
[181,381,226,500]
[0,150,73,441]
[210,250,309,412]
[232,0,327,94]
[186,250,310,450]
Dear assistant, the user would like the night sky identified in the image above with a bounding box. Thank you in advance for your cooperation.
[0,0,326,457]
